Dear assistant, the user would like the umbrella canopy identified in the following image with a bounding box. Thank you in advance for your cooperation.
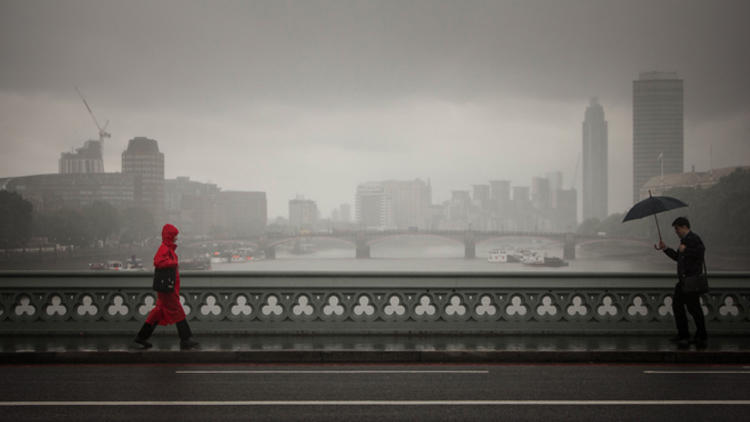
[622,191,688,242]
[622,195,688,222]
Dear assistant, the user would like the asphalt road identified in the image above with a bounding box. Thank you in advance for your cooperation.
[1,363,749,421]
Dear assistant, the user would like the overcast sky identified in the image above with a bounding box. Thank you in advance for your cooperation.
[1,0,749,219]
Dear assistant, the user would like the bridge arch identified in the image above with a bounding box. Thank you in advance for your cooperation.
[266,236,357,249]
[474,235,565,246]
[365,233,465,247]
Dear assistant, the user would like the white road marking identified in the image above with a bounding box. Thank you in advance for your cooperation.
[176,370,489,374]
[1,400,750,406]
[644,370,750,374]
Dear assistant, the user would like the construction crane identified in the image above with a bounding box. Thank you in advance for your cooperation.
[75,86,111,143]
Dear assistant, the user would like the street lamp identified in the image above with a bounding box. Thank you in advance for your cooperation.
[657,152,664,191]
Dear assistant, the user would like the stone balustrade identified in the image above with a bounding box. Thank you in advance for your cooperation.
[1,271,748,334]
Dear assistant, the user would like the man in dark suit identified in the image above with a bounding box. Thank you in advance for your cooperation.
[655,217,707,349]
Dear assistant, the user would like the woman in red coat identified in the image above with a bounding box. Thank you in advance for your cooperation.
[134,224,199,349]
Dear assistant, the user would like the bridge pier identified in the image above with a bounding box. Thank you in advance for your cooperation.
[356,245,370,259]
[264,246,276,260]
[563,233,576,260]
[292,239,303,255]
[464,240,476,259]
[355,233,371,259]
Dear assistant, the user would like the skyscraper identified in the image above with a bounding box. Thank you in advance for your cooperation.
[380,179,432,230]
[633,72,683,202]
[489,180,511,203]
[289,197,319,231]
[216,191,267,237]
[511,186,532,231]
[546,171,564,211]
[355,182,393,230]
[531,177,551,212]
[122,137,165,224]
[59,140,104,174]
[339,203,351,222]
[164,176,219,237]
[472,184,490,211]
[582,97,608,221]
[555,188,578,233]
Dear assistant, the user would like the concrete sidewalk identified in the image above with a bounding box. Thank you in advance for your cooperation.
[2,334,750,364]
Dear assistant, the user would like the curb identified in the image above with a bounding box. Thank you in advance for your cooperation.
[3,350,749,364]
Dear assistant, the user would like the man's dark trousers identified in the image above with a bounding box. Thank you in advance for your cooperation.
[664,230,707,341]
[673,282,707,340]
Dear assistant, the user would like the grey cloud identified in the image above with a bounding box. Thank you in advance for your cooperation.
[2,0,749,121]
[1,0,749,218]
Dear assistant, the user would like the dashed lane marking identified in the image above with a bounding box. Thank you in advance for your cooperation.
[176,370,489,374]
[644,370,750,374]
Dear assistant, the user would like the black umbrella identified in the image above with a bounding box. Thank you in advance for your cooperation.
[622,190,688,242]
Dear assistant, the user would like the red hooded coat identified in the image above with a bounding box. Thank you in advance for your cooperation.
[145,224,186,325]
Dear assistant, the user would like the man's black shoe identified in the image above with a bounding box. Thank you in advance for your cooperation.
[134,338,153,349]
[669,336,689,344]
[676,339,690,349]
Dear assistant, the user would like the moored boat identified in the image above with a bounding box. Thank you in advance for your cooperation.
[523,256,569,267]
[487,249,521,263]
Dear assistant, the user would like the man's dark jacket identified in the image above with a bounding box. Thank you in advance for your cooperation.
[663,231,706,281]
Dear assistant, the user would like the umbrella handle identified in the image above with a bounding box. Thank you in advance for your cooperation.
[654,214,663,243]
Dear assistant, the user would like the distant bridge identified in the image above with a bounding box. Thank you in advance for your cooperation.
[194,231,651,260]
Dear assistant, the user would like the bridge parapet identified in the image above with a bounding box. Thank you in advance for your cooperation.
[1,271,748,335]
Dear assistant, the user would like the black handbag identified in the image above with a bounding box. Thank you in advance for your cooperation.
[153,267,176,292]
[682,261,709,294]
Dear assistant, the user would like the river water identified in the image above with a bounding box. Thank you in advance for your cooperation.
[4,236,741,272]
[213,256,673,272]
[212,238,676,272]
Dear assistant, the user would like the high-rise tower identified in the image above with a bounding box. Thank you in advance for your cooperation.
[582,97,608,221]
[122,137,165,224]
[633,72,683,201]
[59,140,104,174]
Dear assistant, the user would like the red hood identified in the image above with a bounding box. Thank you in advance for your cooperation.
[161,224,179,248]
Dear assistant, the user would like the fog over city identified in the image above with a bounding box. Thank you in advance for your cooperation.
[6,2,750,407]
[1,0,749,219]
